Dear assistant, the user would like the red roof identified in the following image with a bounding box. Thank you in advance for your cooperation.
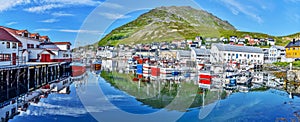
[30,33,39,37]
[40,36,49,39]
[0,28,20,43]
[53,42,71,45]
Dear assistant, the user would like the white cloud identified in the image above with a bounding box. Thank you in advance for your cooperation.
[99,13,131,20]
[39,0,101,6]
[59,29,102,35]
[52,11,74,17]
[6,21,18,26]
[0,0,30,12]
[101,2,123,9]
[23,0,101,13]
[34,28,53,31]
[220,0,263,23]
[39,18,59,23]
[24,4,64,13]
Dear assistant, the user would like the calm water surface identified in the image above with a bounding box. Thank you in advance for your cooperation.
[9,71,300,122]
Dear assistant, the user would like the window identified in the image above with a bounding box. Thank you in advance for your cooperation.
[0,54,11,61]
[36,45,39,48]
[224,53,226,56]
[27,44,34,48]
[12,43,17,49]
[67,45,70,50]
[6,42,10,48]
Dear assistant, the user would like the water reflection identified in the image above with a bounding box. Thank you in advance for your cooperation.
[98,59,300,121]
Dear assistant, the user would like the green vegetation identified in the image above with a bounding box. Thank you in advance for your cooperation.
[98,6,236,46]
[96,6,296,47]
[273,61,300,67]
[250,86,270,91]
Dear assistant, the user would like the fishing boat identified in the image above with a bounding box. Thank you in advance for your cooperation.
[70,62,86,77]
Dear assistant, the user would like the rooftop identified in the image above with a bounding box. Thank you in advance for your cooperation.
[213,43,263,53]
[286,40,300,48]
[0,28,20,43]
[193,48,211,55]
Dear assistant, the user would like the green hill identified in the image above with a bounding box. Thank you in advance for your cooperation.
[98,6,236,46]
[98,6,295,47]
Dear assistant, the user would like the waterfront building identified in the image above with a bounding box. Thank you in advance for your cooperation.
[210,43,264,65]
[262,48,269,63]
[268,45,285,63]
[40,42,72,62]
[0,28,21,65]
[0,26,72,63]
[285,39,300,59]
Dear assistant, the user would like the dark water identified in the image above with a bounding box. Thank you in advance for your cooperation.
[9,71,300,122]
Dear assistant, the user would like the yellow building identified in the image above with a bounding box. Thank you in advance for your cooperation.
[285,40,300,58]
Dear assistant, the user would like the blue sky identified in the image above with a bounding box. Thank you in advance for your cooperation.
[1,0,300,47]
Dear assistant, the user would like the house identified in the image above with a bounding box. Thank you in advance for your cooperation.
[285,39,300,59]
[268,45,285,63]
[210,43,264,65]
[267,38,275,46]
[1,26,72,63]
[159,50,177,59]
[191,48,210,64]
[135,49,156,57]
[230,36,238,43]
[262,48,269,63]
[0,28,21,65]
[97,50,117,59]
[176,50,191,63]
[39,42,72,62]
[1,26,42,62]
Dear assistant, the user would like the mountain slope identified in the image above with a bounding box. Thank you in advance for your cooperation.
[98,6,236,46]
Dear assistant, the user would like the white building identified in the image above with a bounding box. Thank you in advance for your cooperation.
[176,50,191,63]
[1,26,72,63]
[268,45,285,63]
[0,28,20,65]
[191,48,210,64]
[210,44,264,65]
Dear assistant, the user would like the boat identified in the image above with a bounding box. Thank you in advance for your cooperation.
[91,59,102,71]
[70,62,86,77]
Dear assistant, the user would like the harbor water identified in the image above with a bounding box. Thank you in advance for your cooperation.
[6,60,300,122]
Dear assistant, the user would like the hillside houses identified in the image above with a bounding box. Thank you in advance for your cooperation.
[0,26,72,65]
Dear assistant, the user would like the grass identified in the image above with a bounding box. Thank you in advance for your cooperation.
[273,61,300,67]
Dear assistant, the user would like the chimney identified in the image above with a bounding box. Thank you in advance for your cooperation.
[293,38,296,44]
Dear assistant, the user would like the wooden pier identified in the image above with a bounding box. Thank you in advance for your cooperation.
[0,62,71,106]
